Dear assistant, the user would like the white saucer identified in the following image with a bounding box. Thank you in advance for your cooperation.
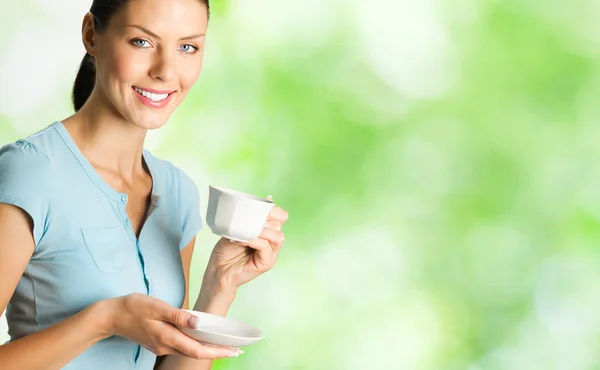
[178,310,265,348]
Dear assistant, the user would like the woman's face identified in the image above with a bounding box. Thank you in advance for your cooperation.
[88,0,208,130]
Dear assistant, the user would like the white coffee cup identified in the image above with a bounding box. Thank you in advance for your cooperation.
[206,186,275,242]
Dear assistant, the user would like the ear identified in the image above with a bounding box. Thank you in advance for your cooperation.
[81,12,97,56]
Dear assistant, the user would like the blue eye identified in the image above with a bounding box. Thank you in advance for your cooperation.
[132,39,150,48]
[180,44,198,54]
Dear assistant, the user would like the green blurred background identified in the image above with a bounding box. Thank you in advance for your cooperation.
[2,0,600,369]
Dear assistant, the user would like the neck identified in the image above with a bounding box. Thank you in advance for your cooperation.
[61,90,147,181]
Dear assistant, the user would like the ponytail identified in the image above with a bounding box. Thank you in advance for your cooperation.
[72,53,96,112]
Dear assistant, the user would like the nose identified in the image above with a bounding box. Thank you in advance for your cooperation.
[150,49,177,82]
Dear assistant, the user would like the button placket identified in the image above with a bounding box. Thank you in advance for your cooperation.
[115,193,150,296]
[145,270,153,296]
[117,194,137,247]
[120,194,132,228]
[135,239,151,295]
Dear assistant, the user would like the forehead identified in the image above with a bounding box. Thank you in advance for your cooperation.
[110,0,208,34]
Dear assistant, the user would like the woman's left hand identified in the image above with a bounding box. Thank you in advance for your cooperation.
[204,199,289,293]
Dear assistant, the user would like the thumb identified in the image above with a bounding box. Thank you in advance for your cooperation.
[168,309,200,329]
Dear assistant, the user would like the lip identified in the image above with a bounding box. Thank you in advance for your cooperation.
[132,86,175,109]
[133,86,176,94]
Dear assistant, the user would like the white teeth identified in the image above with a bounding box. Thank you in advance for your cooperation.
[134,87,170,102]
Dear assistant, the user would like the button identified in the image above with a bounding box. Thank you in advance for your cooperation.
[126,219,132,227]
[15,140,24,146]
[121,194,128,203]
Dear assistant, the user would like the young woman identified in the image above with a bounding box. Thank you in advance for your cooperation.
[0,0,289,369]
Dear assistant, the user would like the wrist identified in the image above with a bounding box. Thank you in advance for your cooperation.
[88,298,117,339]
[194,292,236,316]
[194,280,237,316]
[202,264,238,296]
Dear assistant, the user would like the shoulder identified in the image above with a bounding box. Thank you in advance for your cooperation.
[0,122,68,192]
[0,122,62,168]
[0,139,52,175]
[0,131,56,246]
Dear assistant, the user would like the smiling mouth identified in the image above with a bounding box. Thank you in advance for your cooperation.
[132,86,174,102]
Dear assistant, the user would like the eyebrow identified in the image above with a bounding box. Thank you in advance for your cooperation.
[125,25,205,40]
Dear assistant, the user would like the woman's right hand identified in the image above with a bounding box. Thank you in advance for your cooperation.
[98,293,242,360]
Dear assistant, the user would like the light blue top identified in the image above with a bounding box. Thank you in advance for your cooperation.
[0,121,202,369]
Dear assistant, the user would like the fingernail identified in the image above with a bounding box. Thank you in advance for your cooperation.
[227,352,241,358]
[237,349,244,354]
[187,316,198,329]
[267,195,273,201]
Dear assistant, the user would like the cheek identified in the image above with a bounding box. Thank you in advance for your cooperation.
[179,55,204,91]
[106,45,148,87]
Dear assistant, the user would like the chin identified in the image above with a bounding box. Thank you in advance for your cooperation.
[134,117,170,130]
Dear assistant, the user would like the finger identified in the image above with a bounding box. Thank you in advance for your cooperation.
[168,331,242,360]
[247,237,276,267]
[163,307,200,329]
[194,343,244,359]
[166,348,217,359]
[264,220,282,231]
[258,228,285,251]
[267,206,289,223]
[246,237,272,253]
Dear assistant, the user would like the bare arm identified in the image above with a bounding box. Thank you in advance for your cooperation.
[156,202,290,370]
[0,204,113,370]
[155,238,238,370]
[0,205,239,370]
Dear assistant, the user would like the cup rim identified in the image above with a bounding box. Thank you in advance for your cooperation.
[209,186,275,204]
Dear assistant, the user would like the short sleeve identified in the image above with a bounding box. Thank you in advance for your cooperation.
[0,140,52,247]
[177,169,202,250]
